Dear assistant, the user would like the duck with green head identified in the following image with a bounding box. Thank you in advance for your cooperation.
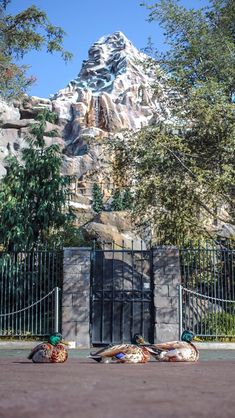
[140,330,200,362]
[28,333,69,363]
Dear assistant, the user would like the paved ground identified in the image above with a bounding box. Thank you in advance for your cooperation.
[0,351,235,418]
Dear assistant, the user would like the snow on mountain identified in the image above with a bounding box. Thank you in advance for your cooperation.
[51,31,171,136]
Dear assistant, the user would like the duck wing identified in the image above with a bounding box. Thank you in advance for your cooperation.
[28,343,53,362]
[90,344,135,358]
[152,341,188,351]
[145,341,199,362]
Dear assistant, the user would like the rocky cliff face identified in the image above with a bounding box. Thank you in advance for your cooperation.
[0,32,173,174]
[52,31,171,138]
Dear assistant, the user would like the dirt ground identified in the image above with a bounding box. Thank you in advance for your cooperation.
[0,354,235,418]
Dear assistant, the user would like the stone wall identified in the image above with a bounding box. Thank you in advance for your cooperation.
[153,247,181,342]
[62,248,91,347]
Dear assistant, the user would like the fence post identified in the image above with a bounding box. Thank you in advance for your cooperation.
[178,284,183,339]
[54,287,60,333]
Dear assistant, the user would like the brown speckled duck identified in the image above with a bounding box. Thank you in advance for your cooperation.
[144,330,199,362]
[89,335,151,364]
[28,333,69,363]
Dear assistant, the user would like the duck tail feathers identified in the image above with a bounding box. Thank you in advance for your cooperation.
[145,346,163,357]
[88,354,103,363]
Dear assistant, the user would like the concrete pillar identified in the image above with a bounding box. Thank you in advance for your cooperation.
[153,246,181,342]
[62,247,91,348]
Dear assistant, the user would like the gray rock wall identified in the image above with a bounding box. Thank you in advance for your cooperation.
[153,247,181,342]
[62,248,91,347]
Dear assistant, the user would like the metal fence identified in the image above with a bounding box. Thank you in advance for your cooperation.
[179,241,235,339]
[0,249,63,337]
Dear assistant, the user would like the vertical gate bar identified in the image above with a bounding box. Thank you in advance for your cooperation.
[34,249,37,336]
[131,240,134,342]
[51,249,56,335]
[231,247,234,301]
[31,250,34,336]
[227,247,231,335]
[212,241,217,339]
[43,249,47,335]
[8,254,11,335]
[217,244,221,338]
[14,252,17,335]
[54,287,59,333]
[221,246,225,335]
[199,241,203,336]
[111,240,114,343]
[121,240,126,341]
[39,249,43,335]
[140,240,143,338]
[120,240,124,342]
[23,250,26,336]
[231,248,235,335]
[3,256,6,334]
[26,249,28,334]
[3,254,6,335]
[24,250,28,335]
[11,254,14,334]
[11,253,14,336]
[198,241,202,295]
[90,240,95,345]
[57,249,62,333]
[101,242,104,344]
[181,247,186,287]
[30,250,33,336]
[178,284,183,339]
[19,251,22,336]
[224,246,227,335]
[0,252,3,335]
[15,252,18,335]
[206,242,210,322]
[47,249,51,334]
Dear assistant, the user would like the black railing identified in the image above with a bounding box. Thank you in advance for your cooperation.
[180,240,235,338]
[0,248,63,337]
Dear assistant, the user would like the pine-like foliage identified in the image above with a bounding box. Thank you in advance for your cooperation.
[122,189,133,210]
[0,111,75,250]
[110,190,124,211]
[92,183,104,213]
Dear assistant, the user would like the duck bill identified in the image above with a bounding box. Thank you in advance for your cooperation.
[193,336,202,342]
[61,339,70,346]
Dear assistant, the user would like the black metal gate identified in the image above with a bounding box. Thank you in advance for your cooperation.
[90,243,154,345]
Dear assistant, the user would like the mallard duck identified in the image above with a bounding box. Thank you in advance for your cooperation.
[89,335,150,364]
[144,330,199,362]
[28,333,69,363]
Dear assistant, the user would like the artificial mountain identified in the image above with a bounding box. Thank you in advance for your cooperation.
[0,31,232,245]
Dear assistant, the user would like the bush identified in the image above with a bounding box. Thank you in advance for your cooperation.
[200,312,235,337]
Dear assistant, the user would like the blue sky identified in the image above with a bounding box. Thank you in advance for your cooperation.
[9,0,209,98]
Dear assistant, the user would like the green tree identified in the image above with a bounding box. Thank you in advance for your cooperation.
[92,183,104,213]
[0,0,72,99]
[0,111,75,250]
[122,188,133,210]
[111,0,235,243]
[110,190,124,211]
